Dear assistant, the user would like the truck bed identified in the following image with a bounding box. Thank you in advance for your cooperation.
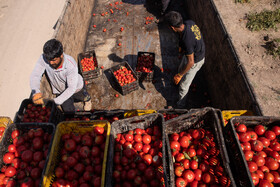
[82,0,211,110]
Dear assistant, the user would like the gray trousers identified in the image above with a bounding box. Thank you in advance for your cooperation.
[176,55,205,108]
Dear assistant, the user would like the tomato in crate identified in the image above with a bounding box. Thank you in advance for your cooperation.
[224,115,280,187]
[78,50,101,82]
[42,121,110,187]
[110,61,139,95]
[105,113,169,187]
[0,123,55,186]
[165,108,236,187]
[135,52,155,82]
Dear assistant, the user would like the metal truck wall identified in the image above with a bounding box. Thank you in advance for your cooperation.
[185,0,262,115]
[40,0,95,99]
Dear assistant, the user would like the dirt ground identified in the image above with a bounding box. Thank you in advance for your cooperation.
[213,0,280,116]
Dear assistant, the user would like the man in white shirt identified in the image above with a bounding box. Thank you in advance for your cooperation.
[30,39,92,112]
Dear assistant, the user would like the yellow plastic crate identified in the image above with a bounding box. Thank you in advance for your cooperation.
[0,116,12,141]
[222,110,253,126]
[42,120,111,187]
[124,109,157,118]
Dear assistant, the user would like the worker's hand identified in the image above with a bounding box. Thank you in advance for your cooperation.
[32,93,44,105]
[174,74,182,85]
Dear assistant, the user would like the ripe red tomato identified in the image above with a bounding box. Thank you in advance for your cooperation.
[270,141,280,151]
[142,135,151,145]
[11,130,20,139]
[244,150,254,161]
[134,134,142,143]
[142,144,151,153]
[270,171,280,183]
[94,126,104,135]
[175,177,187,187]
[95,135,105,145]
[66,156,77,168]
[8,145,16,153]
[71,133,81,143]
[182,169,195,183]
[175,166,184,177]
[258,137,270,147]
[32,137,44,150]
[4,166,16,177]
[272,126,280,135]
[30,167,42,179]
[256,170,264,179]
[239,132,251,142]
[258,179,273,187]
[202,172,214,184]
[265,157,279,170]
[181,159,190,169]
[254,125,266,136]
[253,155,265,166]
[194,169,202,181]
[236,124,247,133]
[264,172,274,183]
[170,141,180,152]
[143,154,152,165]
[81,135,93,147]
[171,133,180,141]
[179,136,190,148]
[34,128,44,137]
[265,130,276,140]
[248,161,258,172]
[133,142,143,151]
[3,153,15,164]
[251,172,260,186]
[21,150,33,162]
[79,146,90,158]
[251,140,264,152]
[64,139,77,152]
[190,160,198,170]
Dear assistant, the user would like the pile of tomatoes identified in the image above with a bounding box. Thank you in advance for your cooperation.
[81,57,98,72]
[112,126,165,187]
[113,66,136,86]
[0,126,5,140]
[22,103,52,123]
[235,123,280,186]
[136,54,154,73]
[0,128,52,186]
[162,113,179,121]
[169,127,231,187]
[52,126,106,187]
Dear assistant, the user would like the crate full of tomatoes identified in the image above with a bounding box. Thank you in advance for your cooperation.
[165,107,236,187]
[110,61,139,95]
[14,99,61,125]
[0,123,55,186]
[224,116,280,187]
[135,52,155,82]
[42,120,110,187]
[78,50,101,83]
[157,109,189,121]
[105,113,169,187]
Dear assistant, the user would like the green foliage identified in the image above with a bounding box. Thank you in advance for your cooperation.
[246,8,280,31]
[266,38,280,59]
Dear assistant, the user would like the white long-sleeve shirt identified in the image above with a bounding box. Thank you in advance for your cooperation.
[30,53,84,105]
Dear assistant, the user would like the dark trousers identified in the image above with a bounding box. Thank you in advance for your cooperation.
[60,86,90,112]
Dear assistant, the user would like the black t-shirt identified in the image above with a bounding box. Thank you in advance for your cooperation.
[179,20,205,63]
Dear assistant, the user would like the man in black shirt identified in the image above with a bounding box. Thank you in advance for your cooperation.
[164,11,205,108]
